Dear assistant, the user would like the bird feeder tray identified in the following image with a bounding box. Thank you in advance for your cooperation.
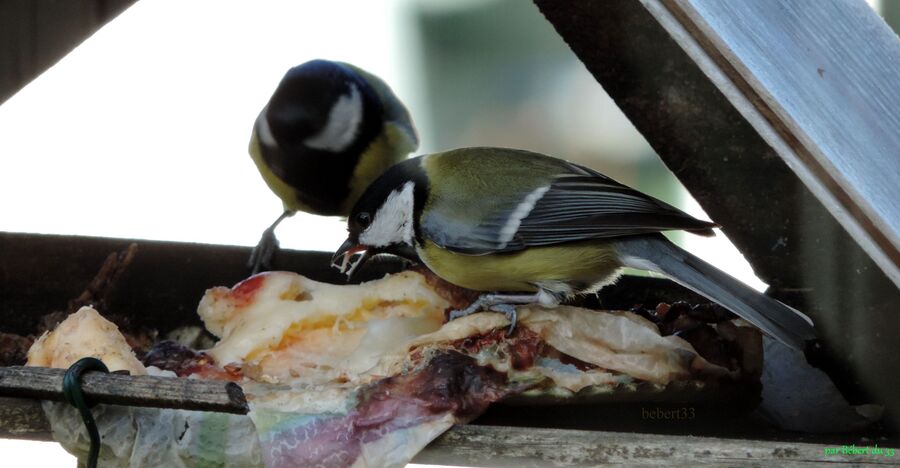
[0,230,889,465]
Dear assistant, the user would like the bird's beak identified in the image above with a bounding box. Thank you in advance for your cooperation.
[331,239,371,278]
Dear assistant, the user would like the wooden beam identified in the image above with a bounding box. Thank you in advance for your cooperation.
[533,0,900,429]
[652,0,900,288]
[0,366,247,415]
[414,425,897,466]
[6,412,895,465]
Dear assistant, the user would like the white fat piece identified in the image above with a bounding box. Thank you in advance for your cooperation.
[497,185,550,249]
[303,82,363,152]
[256,106,278,149]
[359,181,415,247]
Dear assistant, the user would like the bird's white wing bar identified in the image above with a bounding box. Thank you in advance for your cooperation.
[497,185,550,249]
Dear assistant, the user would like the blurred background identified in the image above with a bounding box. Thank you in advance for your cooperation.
[0,0,778,289]
[0,0,896,464]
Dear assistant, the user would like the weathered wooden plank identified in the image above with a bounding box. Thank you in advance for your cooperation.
[533,0,900,430]
[414,425,897,466]
[7,412,895,466]
[0,397,51,440]
[643,0,900,425]
[11,413,893,466]
[0,366,247,415]
[662,0,900,287]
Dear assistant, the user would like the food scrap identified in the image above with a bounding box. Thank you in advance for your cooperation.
[28,270,760,467]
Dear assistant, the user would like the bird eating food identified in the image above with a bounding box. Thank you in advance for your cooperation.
[247,59,418,273]
[331,147,817,351]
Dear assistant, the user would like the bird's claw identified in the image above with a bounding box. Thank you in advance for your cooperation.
[488,304,518,335]
[248,228,279,274]
[447,301,518,336]
[448,304,478,321]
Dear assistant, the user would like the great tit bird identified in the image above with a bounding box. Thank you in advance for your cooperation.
[247,59,418,273]
[331,147,816,351]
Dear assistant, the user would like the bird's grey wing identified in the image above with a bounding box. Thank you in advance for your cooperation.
[615,235,816,351]
[513,173,717,245]
[423,161,716,255]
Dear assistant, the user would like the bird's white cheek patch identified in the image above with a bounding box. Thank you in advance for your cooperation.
[304,83,363,152]
[360,182,415,247]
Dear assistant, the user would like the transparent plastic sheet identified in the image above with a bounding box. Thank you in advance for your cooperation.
[43,400,262,467]
[43,359,498,468]
[43,385,455,468]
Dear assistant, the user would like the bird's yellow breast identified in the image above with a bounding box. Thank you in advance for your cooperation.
[416,239,623,293]
[248,131,315,214]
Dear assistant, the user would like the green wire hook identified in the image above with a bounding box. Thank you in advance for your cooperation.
[62,357,109,468]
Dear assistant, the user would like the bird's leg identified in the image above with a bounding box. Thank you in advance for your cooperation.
[448,292,549,335]
[247,211,295,274]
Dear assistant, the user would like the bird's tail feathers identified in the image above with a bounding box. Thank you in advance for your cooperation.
[615,236,815,351]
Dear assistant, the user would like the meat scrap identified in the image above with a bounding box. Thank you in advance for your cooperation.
[142,340,242,381]
[26,267,765,468]
[449,328,545,371]
[0,332,32,366]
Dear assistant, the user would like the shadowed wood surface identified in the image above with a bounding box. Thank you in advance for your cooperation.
[414,425,896,466]
[534,0,900,430]
[0,231,708,337]
[0,366,247,414]
[0,231,379,337]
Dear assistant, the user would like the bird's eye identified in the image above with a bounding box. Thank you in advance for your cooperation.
[355,212,371,228]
